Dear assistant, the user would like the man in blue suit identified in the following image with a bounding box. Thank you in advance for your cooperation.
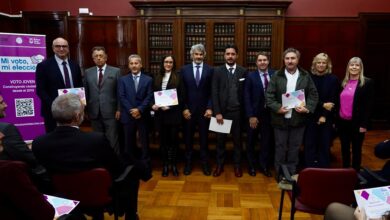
[244,52,274,177]
[118,54,153,161]
[36,37,83,132]
[180,44,213,176]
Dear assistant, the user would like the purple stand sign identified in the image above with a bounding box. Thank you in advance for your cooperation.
[0,32,46,141]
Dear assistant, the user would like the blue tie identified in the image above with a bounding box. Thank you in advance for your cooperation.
[133,75,139,92]
[195,65,200,86]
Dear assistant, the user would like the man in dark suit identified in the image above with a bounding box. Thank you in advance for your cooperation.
[244,52,274,177]
[35,37,83,132]
[118,54,153,161]
[32,93,149,220]
[180,44,213,176]
[211,44,248,177]
[84,46,121,154]
[0,94,46,175]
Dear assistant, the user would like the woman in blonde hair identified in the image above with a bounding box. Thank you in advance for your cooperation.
[338,57,373,170]
[304,53,339,167]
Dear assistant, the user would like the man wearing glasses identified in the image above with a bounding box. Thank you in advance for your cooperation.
[36,37,83,132]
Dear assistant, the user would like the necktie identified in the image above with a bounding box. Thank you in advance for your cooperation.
[228,67,234,78]
[62,61,71,88]
[195,65,200,86]
[98,68,103,88]
[133,75,139,92]
[263,73,269,90]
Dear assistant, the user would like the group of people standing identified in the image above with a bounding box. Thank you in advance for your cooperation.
[34,37,373,181]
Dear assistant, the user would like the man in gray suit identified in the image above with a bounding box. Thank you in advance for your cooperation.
[84,46,121,154]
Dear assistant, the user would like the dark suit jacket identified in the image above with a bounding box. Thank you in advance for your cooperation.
[180,63,213,114]
[0,122,38,167]
[84,65,121,119]
[152,72,183,125]
[244,69,274,118]
[35,56,83,117]
[212,64,248,115]
[118,73,153,124]
[32,126,122,176]
[349,77,374,129]
[0,161,54,220]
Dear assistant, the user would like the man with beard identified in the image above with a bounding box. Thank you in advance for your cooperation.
[211,44,248,177]
[180,44,214,176]
[266,48,318,180]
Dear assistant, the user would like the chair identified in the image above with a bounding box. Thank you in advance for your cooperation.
[278,165,358,220]
[52,168,120,220]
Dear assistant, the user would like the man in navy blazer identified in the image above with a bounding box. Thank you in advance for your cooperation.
[180,44,213,176]
[244,52,274,177]
[118,54,153,161]
[35,37,83,132]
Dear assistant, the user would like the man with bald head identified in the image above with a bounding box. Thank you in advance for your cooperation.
[36,37,83,132]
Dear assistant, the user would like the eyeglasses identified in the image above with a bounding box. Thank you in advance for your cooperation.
[54,45,68,49]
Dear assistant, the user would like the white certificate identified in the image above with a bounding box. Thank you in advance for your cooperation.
[209,116,232,134]
[354,185,390,219]
[282,89,306,109]
[58,87,86,106]
[44,194,79,217]
[154,88,178,107]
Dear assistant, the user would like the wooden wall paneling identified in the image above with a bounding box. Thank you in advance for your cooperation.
[0,15,23,33]
[360,13,390,125]
[22,11,69,59]
[67,16,137,75]
[284,18,361,79]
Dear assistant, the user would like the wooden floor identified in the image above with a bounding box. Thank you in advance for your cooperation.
[99,129,390,220]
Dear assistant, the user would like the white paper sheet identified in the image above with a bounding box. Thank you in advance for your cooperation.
[58,87,86,106]
[282,89,305,109]
[153,88,178,107]
[209,116,232,134]
[44,194,80,217]
[354,185,390,219]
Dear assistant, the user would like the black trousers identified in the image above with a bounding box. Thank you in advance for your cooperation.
[338,119,365,170]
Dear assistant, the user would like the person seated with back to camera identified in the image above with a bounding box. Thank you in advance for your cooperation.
[32,93,151,220]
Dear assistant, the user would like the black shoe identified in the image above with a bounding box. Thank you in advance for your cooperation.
[162,165,169,177]
[202,163,211,176]
[171,165,179,176]
[260,167,272,177]
[248,167,256,176]
[183,163,192,175]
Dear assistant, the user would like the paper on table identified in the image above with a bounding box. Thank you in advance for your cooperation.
[354,185,390,219]
[282,89,305,109]
[44,194,80,217]
[58,87,86,106]
[154,88,178,107]
[209,116,232,134]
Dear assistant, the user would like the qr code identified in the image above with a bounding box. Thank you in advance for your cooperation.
[15,98,35,117]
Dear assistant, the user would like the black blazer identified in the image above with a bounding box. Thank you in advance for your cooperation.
[211,64,248,115]
[35,57,83,117]
[152,72,183,125]
[340,77,374,129]
[32,126,123,176]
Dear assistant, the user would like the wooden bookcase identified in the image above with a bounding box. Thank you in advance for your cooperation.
[131,0,291,75]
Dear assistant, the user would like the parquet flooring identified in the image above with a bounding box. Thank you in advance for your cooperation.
[98,129,390,220]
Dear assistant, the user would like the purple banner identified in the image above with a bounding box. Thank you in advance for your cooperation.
[0,32,46,141]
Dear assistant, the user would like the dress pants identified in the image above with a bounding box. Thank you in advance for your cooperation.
[338,119,365,170]
[246,113,273,169]
[184,109,210,164]
[304,119,333,167]
[123,118,150,161]
[91,114,120,155]
[215,110,242,166]
[274,125,305,177]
